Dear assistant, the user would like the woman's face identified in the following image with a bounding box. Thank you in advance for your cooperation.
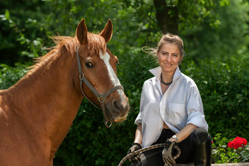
[157,43,182,75]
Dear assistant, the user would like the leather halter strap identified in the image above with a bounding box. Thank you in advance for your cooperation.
[76,45,124,128]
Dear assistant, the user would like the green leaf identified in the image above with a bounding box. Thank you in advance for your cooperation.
[5,9,10,19]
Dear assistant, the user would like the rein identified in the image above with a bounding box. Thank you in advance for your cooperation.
[76,45,124,128]
[118,143,181,166]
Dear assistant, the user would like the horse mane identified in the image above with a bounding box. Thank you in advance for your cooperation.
[29,32,107,72]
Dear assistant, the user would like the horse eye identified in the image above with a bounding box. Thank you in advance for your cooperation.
[85,62,94,68]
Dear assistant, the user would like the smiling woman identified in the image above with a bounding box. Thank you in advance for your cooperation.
[127,34,211,166]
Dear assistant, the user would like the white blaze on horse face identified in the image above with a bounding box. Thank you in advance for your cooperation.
[99,51,127,104]
[100,51,128,119]
[100,51,121,87]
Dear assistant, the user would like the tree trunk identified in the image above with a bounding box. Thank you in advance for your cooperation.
[153,0,179,35]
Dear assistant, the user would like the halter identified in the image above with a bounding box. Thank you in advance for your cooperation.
[76,45,124,128]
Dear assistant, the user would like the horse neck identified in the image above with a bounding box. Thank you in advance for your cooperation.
[8,48,83,143]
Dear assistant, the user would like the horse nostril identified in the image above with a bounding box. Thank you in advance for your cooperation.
[112,99,129,114]
[112,100,120,112]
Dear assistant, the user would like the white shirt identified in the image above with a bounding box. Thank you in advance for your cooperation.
[135,66,208,148]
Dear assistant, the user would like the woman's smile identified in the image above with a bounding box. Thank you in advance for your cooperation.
[163,62,171,67]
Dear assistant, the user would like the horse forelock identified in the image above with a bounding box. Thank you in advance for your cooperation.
[86,32,107,56]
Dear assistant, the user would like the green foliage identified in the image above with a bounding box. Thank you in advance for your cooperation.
[178,0,220,30]
[181,55,249,140]
[0,1,50,65]
[1,0,242,65]
[182,0,249,60]
[0,63,29,89]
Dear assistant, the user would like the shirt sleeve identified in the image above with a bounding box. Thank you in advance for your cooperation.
[134,82,146,125]
[135,112,142,125]
[186,85,208,131]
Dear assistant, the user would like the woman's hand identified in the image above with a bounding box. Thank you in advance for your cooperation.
[162,139,176,166]
[127,143,142,161]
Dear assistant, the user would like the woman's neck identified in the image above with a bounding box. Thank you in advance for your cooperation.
[161,72,174,83]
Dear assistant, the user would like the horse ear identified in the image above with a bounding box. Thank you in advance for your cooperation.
[76,19,88,44]
[100,19,113,43]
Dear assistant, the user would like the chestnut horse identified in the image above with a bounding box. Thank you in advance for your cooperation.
[0,19,129,166]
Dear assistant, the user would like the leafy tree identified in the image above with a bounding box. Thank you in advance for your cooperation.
[146,0,229,34]
[182,0,249,60]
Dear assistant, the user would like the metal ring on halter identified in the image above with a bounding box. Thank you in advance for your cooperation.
[105,121,112,128]
[97,94,106,103]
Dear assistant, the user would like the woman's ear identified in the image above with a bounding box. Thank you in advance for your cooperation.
[178,55,184,65]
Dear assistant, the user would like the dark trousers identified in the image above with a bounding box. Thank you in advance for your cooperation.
[130,128,209,166]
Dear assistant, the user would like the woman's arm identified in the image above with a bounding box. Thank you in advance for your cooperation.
[134,123,143,145]
[169,123,197,143]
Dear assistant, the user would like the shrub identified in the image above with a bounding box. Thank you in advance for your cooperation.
[181,55,249,140]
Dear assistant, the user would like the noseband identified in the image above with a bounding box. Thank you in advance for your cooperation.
[76,45,124,128]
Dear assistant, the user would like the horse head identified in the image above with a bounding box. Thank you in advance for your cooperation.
[75,19,129,127]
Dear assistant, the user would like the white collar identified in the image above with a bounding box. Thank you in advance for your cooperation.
[149,66,182,82]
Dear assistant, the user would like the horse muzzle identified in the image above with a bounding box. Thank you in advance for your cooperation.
[105,96,130,123]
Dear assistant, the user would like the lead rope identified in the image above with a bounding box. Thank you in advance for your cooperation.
[118,144,181,166]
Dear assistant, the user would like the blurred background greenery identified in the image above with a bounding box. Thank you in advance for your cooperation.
[1,0,249,165]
